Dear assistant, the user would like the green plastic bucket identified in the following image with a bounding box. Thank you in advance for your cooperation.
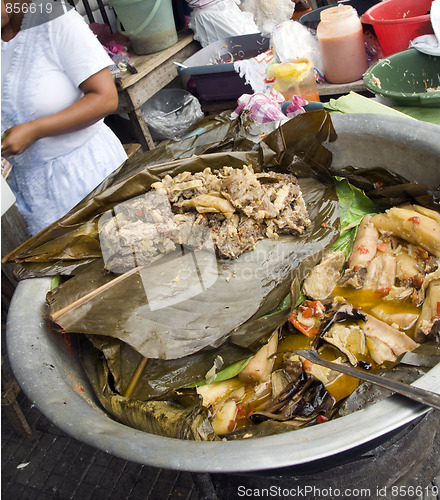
[109,0,178,55]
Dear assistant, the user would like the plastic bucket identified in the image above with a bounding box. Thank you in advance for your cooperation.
[361,0,434,56]
[109,0,178,55]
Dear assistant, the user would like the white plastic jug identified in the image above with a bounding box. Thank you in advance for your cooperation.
[109,0,178,55]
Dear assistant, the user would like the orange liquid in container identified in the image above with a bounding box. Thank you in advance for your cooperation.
[266,58,320,102]
[317,5,368,84]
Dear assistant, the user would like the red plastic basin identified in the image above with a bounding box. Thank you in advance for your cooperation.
[361,0,434,56]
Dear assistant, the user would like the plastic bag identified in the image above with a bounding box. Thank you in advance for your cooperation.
[410,0,440,56]
[270,20,324,77]
[266,58,320,102]
[187,0,259,47]
[231,87,306,124]
[240,0,295,36]
[233,49,275,94]
[141,89,204,141]
[232,88,286,123]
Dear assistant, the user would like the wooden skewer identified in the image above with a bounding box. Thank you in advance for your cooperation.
[123,357,149,399]
[51,265,143,322]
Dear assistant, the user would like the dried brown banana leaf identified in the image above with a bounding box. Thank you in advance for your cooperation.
[86,334,253,400]
[3,111,334,266]
[80,337,218,441]
[44,166,339,360]
[38,113,340,361]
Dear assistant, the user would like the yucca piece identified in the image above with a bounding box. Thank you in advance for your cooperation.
[371,207,440,258]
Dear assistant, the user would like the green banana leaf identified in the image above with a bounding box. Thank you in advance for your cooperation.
[329,166,439,211]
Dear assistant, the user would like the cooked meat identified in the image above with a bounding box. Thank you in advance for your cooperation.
[371,207,440,258]
[238,332,278,383]
[395,246,423,281]
[214,215,265,259]
[348,215,379,270]
[99,165,311,271]
[219,166,305,223]
[99,192,178,272]
[174,212,214,252]
[322,323,366,365]
[369,305,418,331]
[341,215,379,288]
[362,313,418,364]
[414,280,440,342]
[362,253,396,292]
[152,171,206,203]
[303,251,345,300]
[177,194,236,219]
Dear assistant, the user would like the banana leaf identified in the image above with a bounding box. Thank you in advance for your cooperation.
[329,166,440,211]
[44,171,339,359]
[86,334,253,400]
[3,111,335,266]
[80,337,218,441]
[14,112,334,361]
[1,111,241,267]
[12,259,97,280]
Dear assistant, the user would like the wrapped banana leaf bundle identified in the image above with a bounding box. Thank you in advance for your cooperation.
[4,110,439,440]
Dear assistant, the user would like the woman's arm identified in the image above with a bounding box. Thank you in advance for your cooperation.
[1,67,119,156]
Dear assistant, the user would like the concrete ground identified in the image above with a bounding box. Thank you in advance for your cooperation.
[1,387,199,500]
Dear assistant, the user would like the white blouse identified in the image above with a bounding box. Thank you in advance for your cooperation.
[1,5,127,235]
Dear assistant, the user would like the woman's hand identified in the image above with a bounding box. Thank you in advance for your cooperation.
[1,67,119,156]
[1,121,40,156]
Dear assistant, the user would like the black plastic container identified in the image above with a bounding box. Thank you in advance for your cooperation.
[298,0,380,30]
[178,33,270,101]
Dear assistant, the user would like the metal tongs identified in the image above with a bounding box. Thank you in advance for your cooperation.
[294,349,440,411]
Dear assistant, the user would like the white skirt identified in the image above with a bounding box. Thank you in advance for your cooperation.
[9,124,128,236]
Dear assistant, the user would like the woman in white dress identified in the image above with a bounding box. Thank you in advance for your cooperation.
[1,0,128,235]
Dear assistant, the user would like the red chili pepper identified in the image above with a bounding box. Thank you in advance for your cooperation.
[316,415,329,424]
[289,314,319,337]
[376,287,391,297]
[236,404,248,417]
[408,216,421,224]
[358,246,369,254]
[377,242,388,252]
[409,275,424,289]
[305,300,324,317]
[299,305,313,319]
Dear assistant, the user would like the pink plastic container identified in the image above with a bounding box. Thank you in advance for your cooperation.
[361,0,434,56]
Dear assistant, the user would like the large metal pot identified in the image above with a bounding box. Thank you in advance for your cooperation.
[6,114,440,472]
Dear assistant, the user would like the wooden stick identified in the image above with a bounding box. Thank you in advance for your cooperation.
[123,357,148,399]
[51,265,143,322]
